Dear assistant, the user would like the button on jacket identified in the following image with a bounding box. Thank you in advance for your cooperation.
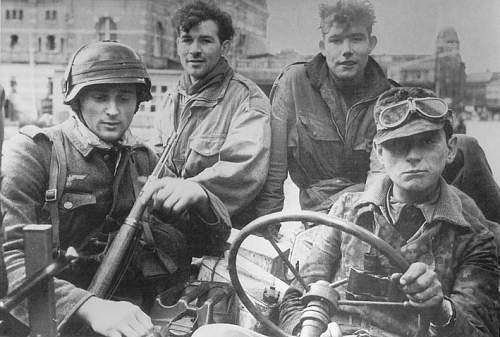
[151,67,270,228]
[1,117,231,329]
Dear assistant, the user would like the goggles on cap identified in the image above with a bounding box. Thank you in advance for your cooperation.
[378,97,449,130]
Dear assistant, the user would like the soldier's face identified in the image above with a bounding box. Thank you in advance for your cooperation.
[79,83,137,142]
[177,20,230,82]
[376,130,457,203]
[320,22,376,83]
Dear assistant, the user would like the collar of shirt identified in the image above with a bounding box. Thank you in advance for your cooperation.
[356,175,471,230]
[386,184,440,225]
[61,115,143,158]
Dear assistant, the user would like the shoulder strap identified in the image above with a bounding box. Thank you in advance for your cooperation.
[20,126,67,249]
[45,130,67,251]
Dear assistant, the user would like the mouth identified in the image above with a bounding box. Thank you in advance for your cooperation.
[338,61,357,66]
[403,170,428,175]
[101,121,121,128]
[188,59,205,64]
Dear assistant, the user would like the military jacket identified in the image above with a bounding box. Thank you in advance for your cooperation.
[150,69,270,228]
[1,117,231,329]
[280,177,499,337]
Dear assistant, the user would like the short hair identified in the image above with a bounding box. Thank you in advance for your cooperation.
[375,87,454,140]
[319,0,376,36]
[174,1,235,43]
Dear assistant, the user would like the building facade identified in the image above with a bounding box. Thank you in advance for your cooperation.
[1,0,269,125]
[373,27,466,111]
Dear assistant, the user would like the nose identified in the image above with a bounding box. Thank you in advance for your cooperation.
[341,39,353,57]
[405,143,422,165]
[106,99,120,117]
[188,40,202,56]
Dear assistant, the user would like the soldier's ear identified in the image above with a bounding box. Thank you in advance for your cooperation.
[319,39,325,56]
[368,35,377,53]
[221,40,231,57]
[446,135,458,165]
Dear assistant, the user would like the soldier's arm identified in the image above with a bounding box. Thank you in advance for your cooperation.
[431,229,499,337]
[1,134,94,329]
[189,83,271,217]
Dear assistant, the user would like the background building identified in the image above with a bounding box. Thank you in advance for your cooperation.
[373,27,466,112]
[0,0,269,128]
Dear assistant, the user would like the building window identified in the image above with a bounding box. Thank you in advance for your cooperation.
[154,21,165,57]
[161,85,167,93]
[45,10,57,20]
[150,105,156,112]
[96,17,117,41]
[38,37,42,51]
[6,9,23,20]
[10,35,18,49]
[46,35,56,50]
[151,85,157,93]
[60,38,64,52]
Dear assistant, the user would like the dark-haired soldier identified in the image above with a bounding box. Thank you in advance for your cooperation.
[1,41,230,337]
[150,1,270,229]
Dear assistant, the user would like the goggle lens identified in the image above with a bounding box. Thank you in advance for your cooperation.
[414,99,448,118]
[379,98,448,129]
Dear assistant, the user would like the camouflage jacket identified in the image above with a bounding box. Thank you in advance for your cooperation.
[280,176,499,337]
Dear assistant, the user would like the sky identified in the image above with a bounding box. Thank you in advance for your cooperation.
[266,0,500,73]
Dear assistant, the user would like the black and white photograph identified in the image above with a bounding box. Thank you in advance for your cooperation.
[0,1,499,336]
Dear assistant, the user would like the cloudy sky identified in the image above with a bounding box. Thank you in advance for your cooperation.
[267,0,500,73]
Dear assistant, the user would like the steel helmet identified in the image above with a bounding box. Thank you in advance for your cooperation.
[62,41,152,105]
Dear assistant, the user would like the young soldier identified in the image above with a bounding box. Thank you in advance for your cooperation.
[193,87,500,337]
[254,0,500,226]
[1,41,230,337]
[150,1,271,229]
[278,87,500,337]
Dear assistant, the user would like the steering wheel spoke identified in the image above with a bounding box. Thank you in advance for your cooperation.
[228,211,411,337]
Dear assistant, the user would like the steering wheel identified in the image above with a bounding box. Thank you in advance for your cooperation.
[228,211,411,337]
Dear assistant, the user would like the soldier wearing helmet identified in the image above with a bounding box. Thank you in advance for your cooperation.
[1,41,230,337]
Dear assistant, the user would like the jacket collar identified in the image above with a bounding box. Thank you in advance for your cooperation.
[177,58,234,104]
[305,53,391,101]
[61,116,146,158]
[357,175,471,230]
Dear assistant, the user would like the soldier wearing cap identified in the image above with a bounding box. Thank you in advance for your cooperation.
[192,88,500,337]
[276,87,500,337]
[0,41,230,337]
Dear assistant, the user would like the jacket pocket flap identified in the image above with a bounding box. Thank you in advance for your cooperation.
[299,116,341,141]
[60,193,97,210]
[189,136,225,156]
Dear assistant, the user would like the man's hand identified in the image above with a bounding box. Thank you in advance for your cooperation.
[141,177,215,221]
[396,262,452,325]
[76,297,153,337]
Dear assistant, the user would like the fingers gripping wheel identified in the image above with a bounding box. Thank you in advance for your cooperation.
[228,211,410,337]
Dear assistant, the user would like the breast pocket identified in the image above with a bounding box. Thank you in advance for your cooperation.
[184,135,225,177]
[296,115,344,171]
[298,115,342,142]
